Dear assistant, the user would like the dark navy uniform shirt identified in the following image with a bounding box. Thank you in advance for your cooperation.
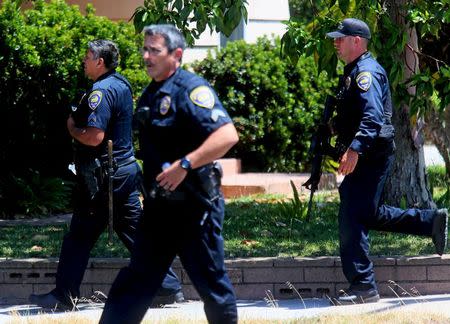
[136,68,232,182]
[333,52,393,155]
[72,70,134,161]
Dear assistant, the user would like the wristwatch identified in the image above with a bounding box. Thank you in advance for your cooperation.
[180,157,192,171]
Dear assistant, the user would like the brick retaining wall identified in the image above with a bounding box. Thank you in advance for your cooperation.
[1,256,450,304]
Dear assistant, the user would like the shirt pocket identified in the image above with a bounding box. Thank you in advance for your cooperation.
[151,115,176,127]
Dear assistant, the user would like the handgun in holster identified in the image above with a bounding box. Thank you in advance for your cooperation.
[194,162,222,203]
[146,162,223,210]
[75,158,103,200]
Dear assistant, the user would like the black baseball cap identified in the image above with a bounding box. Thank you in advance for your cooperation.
[326,18,371,39]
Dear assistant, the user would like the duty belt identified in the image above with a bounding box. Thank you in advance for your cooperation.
[100,156,136,169]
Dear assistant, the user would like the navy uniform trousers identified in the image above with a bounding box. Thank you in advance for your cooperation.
[54,161,180,300]
[339,145,435,290]
[99,195,238,324]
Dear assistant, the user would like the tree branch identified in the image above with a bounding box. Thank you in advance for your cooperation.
[406,43,448,69]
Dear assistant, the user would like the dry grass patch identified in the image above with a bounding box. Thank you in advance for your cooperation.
[5,310,450,324]
[302,310,450,323]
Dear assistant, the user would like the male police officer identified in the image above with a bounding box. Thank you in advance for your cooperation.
[29,40,182,310]
[99,25,239,324]
[324,18,448,304]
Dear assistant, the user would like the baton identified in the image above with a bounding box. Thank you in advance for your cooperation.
[107,140,114,244]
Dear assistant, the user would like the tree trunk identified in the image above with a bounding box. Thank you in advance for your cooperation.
[386,106,434,208]
[383,0,434,208]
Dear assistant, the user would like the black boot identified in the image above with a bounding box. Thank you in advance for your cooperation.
[150,291,185,308]
[432,208,448,256]
[335,288,380,305]
[29,291,76,310]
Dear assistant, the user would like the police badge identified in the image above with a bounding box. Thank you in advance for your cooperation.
[345,76,351,89]
[160,95,171,115]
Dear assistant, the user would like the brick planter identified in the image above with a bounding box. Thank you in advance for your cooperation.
[1,256,450,304]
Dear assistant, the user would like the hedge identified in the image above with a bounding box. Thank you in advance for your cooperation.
[191,37,335,171]
[0,0,147,217]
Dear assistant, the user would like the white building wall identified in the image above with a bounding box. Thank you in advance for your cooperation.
[184,0,290,63]
[57,0,290,63]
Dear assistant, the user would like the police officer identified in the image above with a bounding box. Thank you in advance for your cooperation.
[29,40,183,310]
[324,18,448,304]
[99,25,239,324]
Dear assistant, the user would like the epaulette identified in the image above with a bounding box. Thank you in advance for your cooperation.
[111,73,133,95]
[173,69,204,91]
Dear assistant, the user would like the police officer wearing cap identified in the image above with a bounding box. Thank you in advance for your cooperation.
[29,40,183,310]
[99,25,239,324]
[325,18,448,304]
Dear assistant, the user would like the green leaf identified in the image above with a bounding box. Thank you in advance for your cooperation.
[338,0,350,14]
[180,6,191,22]
[173,0,183,11]
[223,4,242,37]
[131,8,145,33]
[142,11,148,23]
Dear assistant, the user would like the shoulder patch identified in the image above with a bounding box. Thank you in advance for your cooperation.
[88,90,103,110]
[189,86,215,109]
[356,72,372,91]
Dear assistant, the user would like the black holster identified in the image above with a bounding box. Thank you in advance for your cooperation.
[147,162,223,209]
[75,158,103,199]
[193,162,222,202]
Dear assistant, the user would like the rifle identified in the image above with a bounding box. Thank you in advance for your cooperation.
[107,140,114,245]
[302,95,337,221]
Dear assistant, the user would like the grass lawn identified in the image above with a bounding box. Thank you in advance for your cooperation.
[0,190,442,259]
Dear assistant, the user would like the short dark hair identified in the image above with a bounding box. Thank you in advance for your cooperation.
[143,24,186,53]
[88,39,119,70]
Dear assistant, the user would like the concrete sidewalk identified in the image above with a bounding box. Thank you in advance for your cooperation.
[2,294,450,323]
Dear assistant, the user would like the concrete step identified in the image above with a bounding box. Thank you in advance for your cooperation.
[217,158,242,175]
[221,173,338,198]
[217,158,340,198]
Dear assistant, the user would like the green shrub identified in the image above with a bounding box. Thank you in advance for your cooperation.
[427,165,450,208]
[427,165,448,189]
[0,0,147,178]
[191,37,335,171]
[0,0,148,217]
[0,170,73,218]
